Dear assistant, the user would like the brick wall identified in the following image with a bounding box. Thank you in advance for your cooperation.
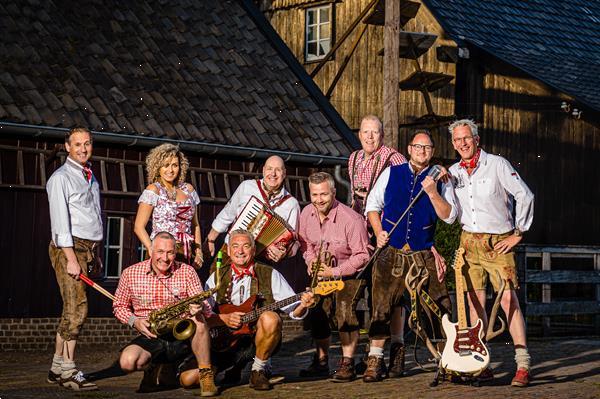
[0,317,305,351]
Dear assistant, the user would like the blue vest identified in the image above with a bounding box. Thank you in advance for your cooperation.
[382,164,440,251]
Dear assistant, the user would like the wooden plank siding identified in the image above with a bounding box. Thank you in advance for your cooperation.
[0,137,316,318]
[262,0,600,246]
[262,0,457,158]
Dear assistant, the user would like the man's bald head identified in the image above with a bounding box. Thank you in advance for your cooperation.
[262,155,286,192]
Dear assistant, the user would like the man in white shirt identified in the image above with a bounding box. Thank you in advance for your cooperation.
[181,229,315,391]
[46,127,103,391]
[448,119,534,387]
[206,155,300,263]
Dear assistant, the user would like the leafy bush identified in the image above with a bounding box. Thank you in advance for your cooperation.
[434,220,461,291]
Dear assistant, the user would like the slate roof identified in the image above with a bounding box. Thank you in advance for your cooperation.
[423,0,600,112]
[0,0,358,158]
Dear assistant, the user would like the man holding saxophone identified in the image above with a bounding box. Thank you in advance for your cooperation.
[298,172,370,382]
[113,231,218,396]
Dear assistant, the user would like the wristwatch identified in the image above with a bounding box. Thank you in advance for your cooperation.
[513,228,523,237]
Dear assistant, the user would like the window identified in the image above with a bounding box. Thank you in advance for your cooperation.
[104,216,124,277]
[138,243,148,263]
[305,5,333,62]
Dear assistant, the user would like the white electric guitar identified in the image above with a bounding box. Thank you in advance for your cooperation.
[440,248,490,375]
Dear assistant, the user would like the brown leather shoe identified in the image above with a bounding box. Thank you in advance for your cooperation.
[197,367,218,397]
[249,370,271,391]
[330,357,355,383]
[388,343,405,378]
[362,356,387,383]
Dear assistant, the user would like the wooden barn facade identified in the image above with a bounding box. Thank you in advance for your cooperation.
[0,0,359,329]
[259,0,600,247]
[259,0,600,335]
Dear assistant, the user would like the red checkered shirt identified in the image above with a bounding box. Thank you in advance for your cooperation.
[113,259,212,325]
[348,145,406,194]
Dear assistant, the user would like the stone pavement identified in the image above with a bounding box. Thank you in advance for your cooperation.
[1,334,599,399]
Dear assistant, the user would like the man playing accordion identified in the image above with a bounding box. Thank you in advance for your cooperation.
[206,155,301,264]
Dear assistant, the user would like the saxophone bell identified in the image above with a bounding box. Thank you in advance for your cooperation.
[148,253,223,341]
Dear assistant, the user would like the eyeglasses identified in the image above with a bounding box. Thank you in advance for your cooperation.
[452,136,475,144]
[410,144,433,151]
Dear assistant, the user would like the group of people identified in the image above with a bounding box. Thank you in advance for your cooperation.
[45,115,534,395]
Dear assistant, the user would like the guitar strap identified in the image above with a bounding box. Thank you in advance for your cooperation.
[405,256,444,361]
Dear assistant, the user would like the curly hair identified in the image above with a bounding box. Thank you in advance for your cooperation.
[145,143,190,186]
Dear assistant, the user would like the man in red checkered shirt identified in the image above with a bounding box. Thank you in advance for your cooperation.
[113,231,218,396]
[348,115,407,216]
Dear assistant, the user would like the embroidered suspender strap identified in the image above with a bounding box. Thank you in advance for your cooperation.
[365,151,395,195]
[255,179,291,209]
[349,151,359,190]
[256,179,270,203]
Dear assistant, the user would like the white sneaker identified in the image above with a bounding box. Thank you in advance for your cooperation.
[59,370,99,391]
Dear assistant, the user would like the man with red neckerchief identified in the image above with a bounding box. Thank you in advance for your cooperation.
[180,229,315,391]
[448,119,534,387]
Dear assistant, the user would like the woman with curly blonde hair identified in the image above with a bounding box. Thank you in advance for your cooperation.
[134,143,203,268]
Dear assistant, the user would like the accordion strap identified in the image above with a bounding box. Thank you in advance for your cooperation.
[256,179,291,209]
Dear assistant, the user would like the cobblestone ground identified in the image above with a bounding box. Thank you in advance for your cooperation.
[1,334,599,399]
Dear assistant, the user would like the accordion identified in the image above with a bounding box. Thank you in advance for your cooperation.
[211,196,294,269]
[230,196,294,257]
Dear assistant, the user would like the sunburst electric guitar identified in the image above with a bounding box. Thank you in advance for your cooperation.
[440,248,490,375]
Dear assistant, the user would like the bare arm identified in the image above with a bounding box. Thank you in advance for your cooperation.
[134,203,154,256]
[422,176,451,220]
[61,247,82,280]
[368,211,389,248]
[191,204,203,268]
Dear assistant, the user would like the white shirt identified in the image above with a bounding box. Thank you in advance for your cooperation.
[365,164,458,224]
[205,267,306,320]
[448,149,534,234]
[47,157,103,247]
[211,179,300,249]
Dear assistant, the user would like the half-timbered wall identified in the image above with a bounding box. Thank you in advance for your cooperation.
[0,136,314,318]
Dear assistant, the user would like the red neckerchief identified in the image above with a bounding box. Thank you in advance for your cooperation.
[231,262,255,281]
[256,179,291,209]
[459,148,481,175]
[82,164,92,183]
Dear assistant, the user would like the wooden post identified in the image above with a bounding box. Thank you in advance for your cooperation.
[595,253,600,335]
[383,0,400,149]
[541,251,552,336]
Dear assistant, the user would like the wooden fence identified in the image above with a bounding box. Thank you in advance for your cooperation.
[516,245,600,336]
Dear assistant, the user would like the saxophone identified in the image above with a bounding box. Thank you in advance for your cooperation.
[309,241,334,307]
[148,251,223,340]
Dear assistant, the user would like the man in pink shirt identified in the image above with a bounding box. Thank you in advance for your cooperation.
[298,172,369,382]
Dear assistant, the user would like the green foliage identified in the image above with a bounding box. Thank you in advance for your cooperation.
[434,220,461,291]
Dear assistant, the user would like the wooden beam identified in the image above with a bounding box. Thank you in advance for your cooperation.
[541,252,551,336]
[325,22,368,98]
[119,162,128,192]
[17,150,25,185]
[383,0,401,149]
[525,301,600,316]
[526,270,600,284]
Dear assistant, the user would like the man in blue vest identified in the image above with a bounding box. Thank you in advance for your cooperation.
[363,130,457,382]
